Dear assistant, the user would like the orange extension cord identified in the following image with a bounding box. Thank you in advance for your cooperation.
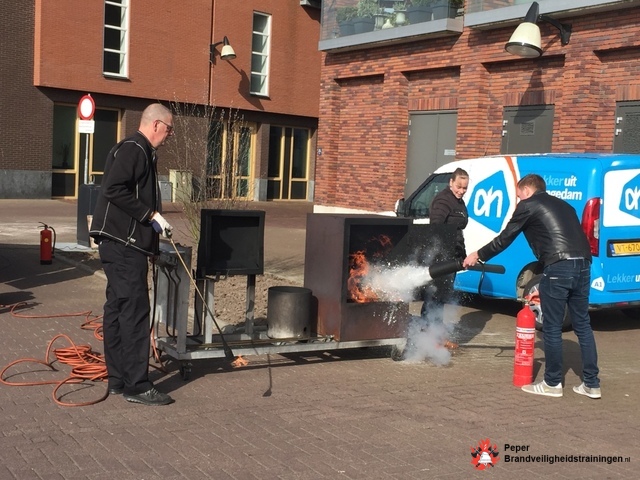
[0,302,109,407]
[1,301,167,408]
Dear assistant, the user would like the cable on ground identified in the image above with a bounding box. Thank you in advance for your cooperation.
[0,302,108,407]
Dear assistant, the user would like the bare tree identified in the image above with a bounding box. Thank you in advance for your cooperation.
[165,101,253,244]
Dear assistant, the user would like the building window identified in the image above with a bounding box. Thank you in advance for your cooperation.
[206,121,255,200]
[267,126,310,200]
[52,105,120,198]
[251,12,271,96]
[103,0,129,77]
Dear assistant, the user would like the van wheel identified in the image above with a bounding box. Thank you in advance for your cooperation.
[523,275,573,332]
[620,307,640,319]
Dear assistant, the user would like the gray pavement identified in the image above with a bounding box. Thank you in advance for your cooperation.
[1,199,639,479]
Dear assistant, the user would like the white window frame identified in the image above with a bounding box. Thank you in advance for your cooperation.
[103,0,130,78]
[251,12,271,96]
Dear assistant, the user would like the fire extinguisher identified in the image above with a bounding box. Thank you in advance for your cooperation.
[513,303,536,387]
[39,222,56,265]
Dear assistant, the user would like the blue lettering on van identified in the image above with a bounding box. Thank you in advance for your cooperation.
[620,173,640,218]
[469,171,510,232]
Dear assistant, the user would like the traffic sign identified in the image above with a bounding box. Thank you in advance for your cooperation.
[78,94,95,120]
[79,120,95,134]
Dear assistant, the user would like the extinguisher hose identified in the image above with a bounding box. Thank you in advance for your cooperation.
[465,262,506,296]
[50,226,57,257]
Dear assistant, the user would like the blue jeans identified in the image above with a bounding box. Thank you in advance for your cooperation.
[539,258,600,388]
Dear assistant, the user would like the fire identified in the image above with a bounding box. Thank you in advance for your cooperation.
[347,234,393,303]
[231,355,248,367]
[348,250,379,303]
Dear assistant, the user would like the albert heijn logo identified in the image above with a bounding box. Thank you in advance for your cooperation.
[620,173,640,219]
[468,171,511,232]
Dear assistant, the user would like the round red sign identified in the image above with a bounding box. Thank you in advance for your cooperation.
[78,94,96,120]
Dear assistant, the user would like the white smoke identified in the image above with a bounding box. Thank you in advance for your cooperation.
[363,264,432,303]
[402,316,453,366]
[362,262,456,365]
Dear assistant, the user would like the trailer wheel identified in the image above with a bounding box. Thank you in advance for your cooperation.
[390,345,404,361]
[523,275,572,332]
[179,363,192,381]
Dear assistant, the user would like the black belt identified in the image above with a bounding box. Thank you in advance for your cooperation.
[546,252,590,266]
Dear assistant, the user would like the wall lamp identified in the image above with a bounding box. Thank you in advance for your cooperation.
[505,2,572,58]
[210,36,236,63]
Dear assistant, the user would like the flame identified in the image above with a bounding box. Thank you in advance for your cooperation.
[348,250,378,303]
[347,234,394,303]
[231,355,248,367]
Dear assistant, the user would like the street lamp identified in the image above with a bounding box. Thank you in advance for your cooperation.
[210,36,236,63]
[505,2,572,58]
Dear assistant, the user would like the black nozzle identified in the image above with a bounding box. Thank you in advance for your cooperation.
[428,259,463,279]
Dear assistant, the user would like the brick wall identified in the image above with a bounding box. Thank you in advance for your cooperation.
[33,0,212,105]
[316,6,640,212]
[211,1,321,118]
[0,1,51,173]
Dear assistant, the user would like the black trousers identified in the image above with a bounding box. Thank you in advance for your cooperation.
[420,272,455,326]
[99,239,153,395]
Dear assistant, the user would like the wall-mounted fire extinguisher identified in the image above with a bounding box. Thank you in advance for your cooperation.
[39,222,56,265]
[513,303,536,387]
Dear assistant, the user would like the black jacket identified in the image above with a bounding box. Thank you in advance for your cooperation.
[89,131,159,256]
[430,186,468,259]
[478,191,592,267]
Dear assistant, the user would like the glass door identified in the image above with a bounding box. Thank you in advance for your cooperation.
[267,126,310,200]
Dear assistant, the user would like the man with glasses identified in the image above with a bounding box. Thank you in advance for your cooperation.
[90,103,176,406]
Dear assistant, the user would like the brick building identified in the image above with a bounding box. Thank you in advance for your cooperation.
[0,0,321,201]
[314,0,640,213]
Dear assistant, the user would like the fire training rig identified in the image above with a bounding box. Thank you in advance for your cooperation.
[154,211,463,379]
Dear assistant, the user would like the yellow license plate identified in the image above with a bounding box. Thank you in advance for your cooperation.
[611,242,640,256]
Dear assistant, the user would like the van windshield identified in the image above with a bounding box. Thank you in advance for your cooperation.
[407,173,451,218]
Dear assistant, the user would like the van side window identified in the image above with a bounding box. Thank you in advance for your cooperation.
[407,173,451,218]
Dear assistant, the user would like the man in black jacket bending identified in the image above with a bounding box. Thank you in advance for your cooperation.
[90,103,175,406]
[463,174,601,399]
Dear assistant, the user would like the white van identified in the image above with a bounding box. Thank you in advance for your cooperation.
[395,153,640,330]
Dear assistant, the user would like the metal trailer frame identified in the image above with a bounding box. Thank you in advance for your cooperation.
[154,273,407,380]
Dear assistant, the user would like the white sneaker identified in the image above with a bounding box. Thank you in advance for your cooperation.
[573,383,601,399]
[521,380,563,397]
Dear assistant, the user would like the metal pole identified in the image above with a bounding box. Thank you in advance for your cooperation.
[84,133,89,184]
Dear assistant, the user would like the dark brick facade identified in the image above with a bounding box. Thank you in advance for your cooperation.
[315,6,640,212]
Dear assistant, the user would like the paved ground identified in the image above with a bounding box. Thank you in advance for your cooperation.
[0,199,639,479]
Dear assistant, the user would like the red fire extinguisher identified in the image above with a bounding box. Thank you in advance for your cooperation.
[513,303,536,387]
[39,222,56,265]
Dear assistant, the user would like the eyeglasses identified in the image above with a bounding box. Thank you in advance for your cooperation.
[157,119,174,133]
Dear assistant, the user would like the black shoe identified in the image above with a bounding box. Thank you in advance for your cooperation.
[124,387,174,406]
[108,387,124,395]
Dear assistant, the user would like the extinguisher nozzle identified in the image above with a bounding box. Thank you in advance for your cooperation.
[427,259,464,280]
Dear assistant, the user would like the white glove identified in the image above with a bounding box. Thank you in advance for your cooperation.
[150,212,173,238]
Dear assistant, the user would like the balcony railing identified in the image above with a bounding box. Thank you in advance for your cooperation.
[320,0,463,51]
[319,0,631,52]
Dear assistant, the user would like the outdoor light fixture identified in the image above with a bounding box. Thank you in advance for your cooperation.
[210,36,236,63]
[505,2,572,58]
